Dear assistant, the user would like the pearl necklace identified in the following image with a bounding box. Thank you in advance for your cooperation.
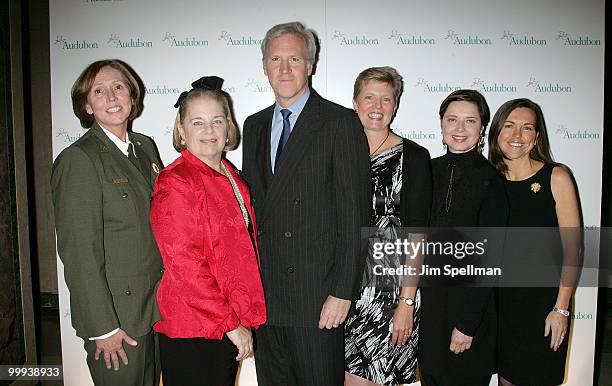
[220,162,250,229]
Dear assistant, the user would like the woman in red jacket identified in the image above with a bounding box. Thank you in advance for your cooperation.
[150,76,266,385]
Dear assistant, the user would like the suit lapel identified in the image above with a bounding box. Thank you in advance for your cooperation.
[261,92,322,222]
[129,133,156,189]
[89,123,151,190]
[254,105,274,196]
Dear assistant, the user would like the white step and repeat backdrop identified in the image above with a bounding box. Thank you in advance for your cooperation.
[50,0,604,385]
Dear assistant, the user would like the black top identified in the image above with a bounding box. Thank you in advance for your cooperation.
[419,148,508,376]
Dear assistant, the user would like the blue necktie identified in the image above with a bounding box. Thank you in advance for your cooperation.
[275,109,292,168]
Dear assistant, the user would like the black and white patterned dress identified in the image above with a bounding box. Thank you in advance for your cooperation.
[345,143,420,385]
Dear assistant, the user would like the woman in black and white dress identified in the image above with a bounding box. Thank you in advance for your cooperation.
[344,66,432,386]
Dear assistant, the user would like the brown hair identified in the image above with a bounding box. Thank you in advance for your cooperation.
[438,89,490,129]
[488,98,554,174]
[172,89,238,152]
[71,59,142,129]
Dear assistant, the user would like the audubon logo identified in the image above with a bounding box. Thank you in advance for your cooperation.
[245,78,273,93]
[218,31,262,46]
[145,85,180,95]
[391,124,436,140]
[526,77,572,93]
[404,129,436,140]
[332,30,379,46]
[556,31,601,46]
[415,78,461,93]
[388,30,435,45]
[501,30,547,46]
[554,124,600,140]
[445,30,491,45]
[572,311,593,320]
[54,35,99,50]
[107,33,153,48]
[56,128,83,143]
[471,78,517,93]
[162,32,208,47]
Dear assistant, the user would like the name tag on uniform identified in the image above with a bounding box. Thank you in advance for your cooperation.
[112,178,129,184]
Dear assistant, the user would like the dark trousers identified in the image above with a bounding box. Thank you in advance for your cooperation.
[84,331,160,386]
[158,333,238,386]
[254,325,344,386]
[420,372,492,386]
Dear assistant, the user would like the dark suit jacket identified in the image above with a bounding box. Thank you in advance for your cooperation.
[52,122,164,339]
[242,90,371,327]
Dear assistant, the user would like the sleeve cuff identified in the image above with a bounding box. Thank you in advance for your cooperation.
[89,328,120,340]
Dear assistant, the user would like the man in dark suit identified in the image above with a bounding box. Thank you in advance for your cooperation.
[241,22,371,385]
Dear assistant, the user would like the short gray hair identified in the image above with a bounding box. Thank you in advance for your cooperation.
[261,21,317,65]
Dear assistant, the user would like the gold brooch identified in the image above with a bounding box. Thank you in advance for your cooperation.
[531,182,541,193]
[152,163,160,174]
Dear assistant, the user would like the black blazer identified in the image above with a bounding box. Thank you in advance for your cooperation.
[242,90,371,326]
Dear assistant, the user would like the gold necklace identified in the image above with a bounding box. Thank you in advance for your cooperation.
[369,130,390,156]
[220,162,250,228]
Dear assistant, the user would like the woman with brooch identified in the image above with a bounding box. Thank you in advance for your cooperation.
[419,89,508,386]
[489,98,581,386]
[344,66,432,386]
[150,76,266,385]
[52,59,164,385]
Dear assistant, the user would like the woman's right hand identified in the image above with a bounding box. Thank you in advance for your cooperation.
[226,325,253,361]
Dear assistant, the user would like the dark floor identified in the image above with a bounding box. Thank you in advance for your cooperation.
[38,300,612,386]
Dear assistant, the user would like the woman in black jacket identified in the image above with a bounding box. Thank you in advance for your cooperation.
[418,89,508,386]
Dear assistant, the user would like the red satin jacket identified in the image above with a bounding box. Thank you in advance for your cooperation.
[150,150,266,339]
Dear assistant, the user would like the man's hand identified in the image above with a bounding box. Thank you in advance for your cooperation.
[449,327,473,354]
[318,295,351,329]
[94,329,137,370]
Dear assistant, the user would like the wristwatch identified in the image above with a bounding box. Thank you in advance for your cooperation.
[399,296,415,306]
[552,307,570,317]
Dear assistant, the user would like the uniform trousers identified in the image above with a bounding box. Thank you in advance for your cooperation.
[84,331,160,386]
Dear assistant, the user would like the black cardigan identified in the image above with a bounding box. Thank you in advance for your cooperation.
[419,148,509,377]
[400,138,433,229]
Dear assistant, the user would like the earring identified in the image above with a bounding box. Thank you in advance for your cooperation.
[225,136,230,144]
[477,134,485,153]
[442,140,447,151]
